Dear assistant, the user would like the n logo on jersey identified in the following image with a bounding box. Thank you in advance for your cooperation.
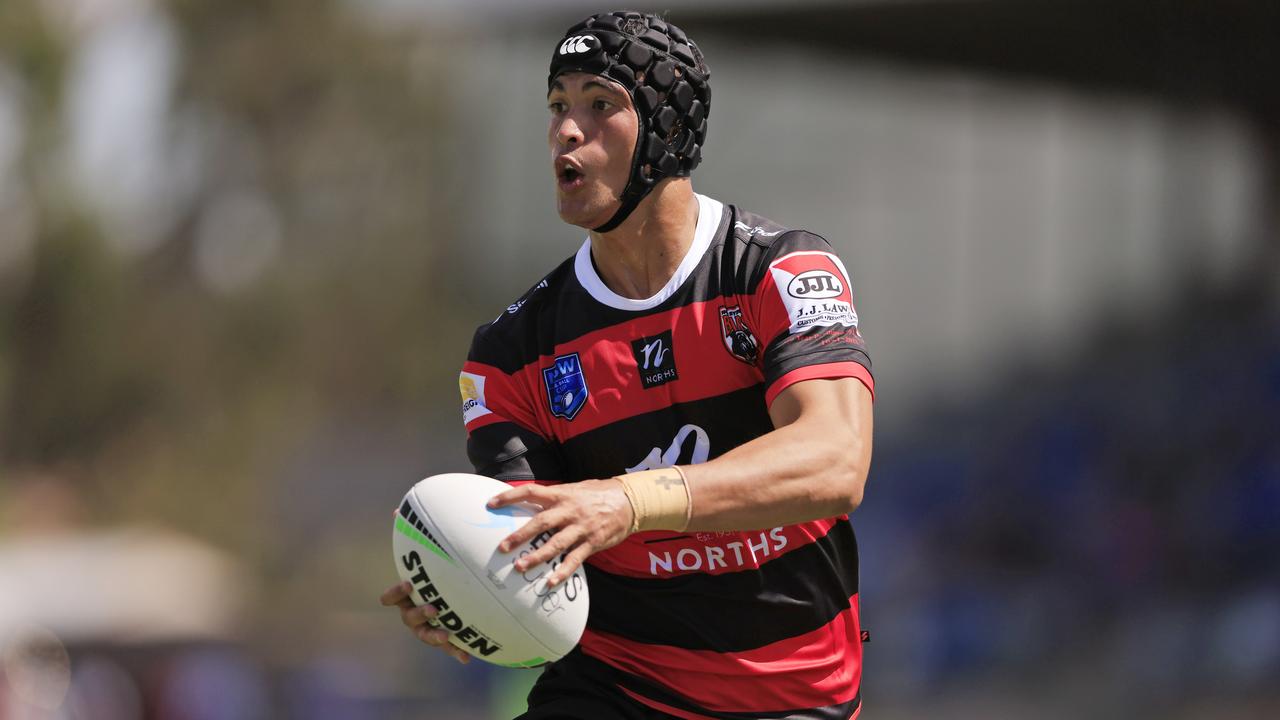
[631,330,678,389]
[543,353,589,421]
[768,251,858,335]
[719,305,759,365]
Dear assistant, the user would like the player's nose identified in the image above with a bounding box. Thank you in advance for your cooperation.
[555,115,584,147]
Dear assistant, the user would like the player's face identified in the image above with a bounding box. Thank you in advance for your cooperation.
[547,73,639,229]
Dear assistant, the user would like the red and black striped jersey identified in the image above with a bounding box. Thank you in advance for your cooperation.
[459,194,874,720]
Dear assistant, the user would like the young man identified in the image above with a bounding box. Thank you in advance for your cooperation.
[382,11,874,719]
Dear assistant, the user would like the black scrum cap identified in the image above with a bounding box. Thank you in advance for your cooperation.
[548,11,710,233]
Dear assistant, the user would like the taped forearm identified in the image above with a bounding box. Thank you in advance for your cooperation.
[617,467,692,532]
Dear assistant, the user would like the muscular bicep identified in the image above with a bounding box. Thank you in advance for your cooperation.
[768,377,873,457]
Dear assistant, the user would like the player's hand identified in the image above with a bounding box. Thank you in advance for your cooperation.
[379,579,471,665]
[381,571,478,661]
[488,478,633,587]
[381,508,469,664]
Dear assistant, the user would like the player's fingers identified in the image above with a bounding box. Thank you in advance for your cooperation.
[443,642,472,665]
[417,626,451,646]
[380,580,412,606]
[547,542,592,588]
[487,484,538,508]
[402,603,439,628]
[515,524,581,573]
[416,627,471,663]
[498,506,568,553]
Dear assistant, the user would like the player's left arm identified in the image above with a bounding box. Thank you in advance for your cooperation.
[488,378,871,585]
[681,375,872,530]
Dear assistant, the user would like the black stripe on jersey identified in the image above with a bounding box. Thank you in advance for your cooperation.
[466,421,566,481]
[727,692,860,720]
[552,648,862,720]
[739,227,839,295]
[558,385,774,481]
[585,520,859,652]
[474,206,745,375]
[530,252,721,367]
[474,223,848,381]
[627,681,862,720]
[472,211,859,379]
[762,330,873,385]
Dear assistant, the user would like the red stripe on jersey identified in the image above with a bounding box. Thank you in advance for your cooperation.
[580,595,863,713]
[461,360,551,438]
[515,300,764,442]
[587,517,842,579]
[752,261,793,345]
[765,362,875,408]
[463,412,506,433]
[506,479,562,487]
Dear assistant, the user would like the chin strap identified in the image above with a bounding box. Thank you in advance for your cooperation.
[592,183,652,233]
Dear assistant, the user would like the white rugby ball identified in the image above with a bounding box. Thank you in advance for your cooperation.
[392,473,589,668]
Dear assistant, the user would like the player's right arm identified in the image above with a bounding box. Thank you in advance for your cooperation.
[457,325,564,484]
[381,324,564,663]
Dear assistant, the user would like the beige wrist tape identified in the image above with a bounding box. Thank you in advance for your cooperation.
[617,466,692,533]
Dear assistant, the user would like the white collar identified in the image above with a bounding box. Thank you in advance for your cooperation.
[574,193,723,311]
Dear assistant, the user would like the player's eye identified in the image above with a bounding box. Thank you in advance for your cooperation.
[592,98,612,111]
[547,101,566,114]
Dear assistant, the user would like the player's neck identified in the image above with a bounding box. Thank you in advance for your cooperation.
[588,181,699,301]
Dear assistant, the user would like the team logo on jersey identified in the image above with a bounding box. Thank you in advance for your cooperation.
[631,330,678,389]
[719,305,759,365]
[768,251,858,335]
[542,353,589,421]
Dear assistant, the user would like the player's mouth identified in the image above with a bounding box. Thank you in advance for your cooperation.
[556,157,586,192]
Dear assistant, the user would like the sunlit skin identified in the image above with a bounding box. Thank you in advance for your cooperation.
[382,70,874,666]
[548,72,701,300]
[547,72,638,229]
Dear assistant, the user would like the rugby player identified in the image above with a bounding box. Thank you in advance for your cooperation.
[382,11,875,719]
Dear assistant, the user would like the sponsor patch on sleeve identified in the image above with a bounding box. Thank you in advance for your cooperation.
[767,251,859,335]
[459,371,493,425]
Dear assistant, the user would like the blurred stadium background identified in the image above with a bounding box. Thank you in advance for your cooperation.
[1,0,1277,718]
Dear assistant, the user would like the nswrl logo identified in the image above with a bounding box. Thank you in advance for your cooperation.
[631,329,678,389]
[543,352,589,420]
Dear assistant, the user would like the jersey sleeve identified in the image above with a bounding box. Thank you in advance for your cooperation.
[746,231,874,407]
[459,331,564,483]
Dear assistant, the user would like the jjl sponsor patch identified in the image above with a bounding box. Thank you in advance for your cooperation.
[543,352,589,420]
[767,251,859,335]
[459,371,492,425]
